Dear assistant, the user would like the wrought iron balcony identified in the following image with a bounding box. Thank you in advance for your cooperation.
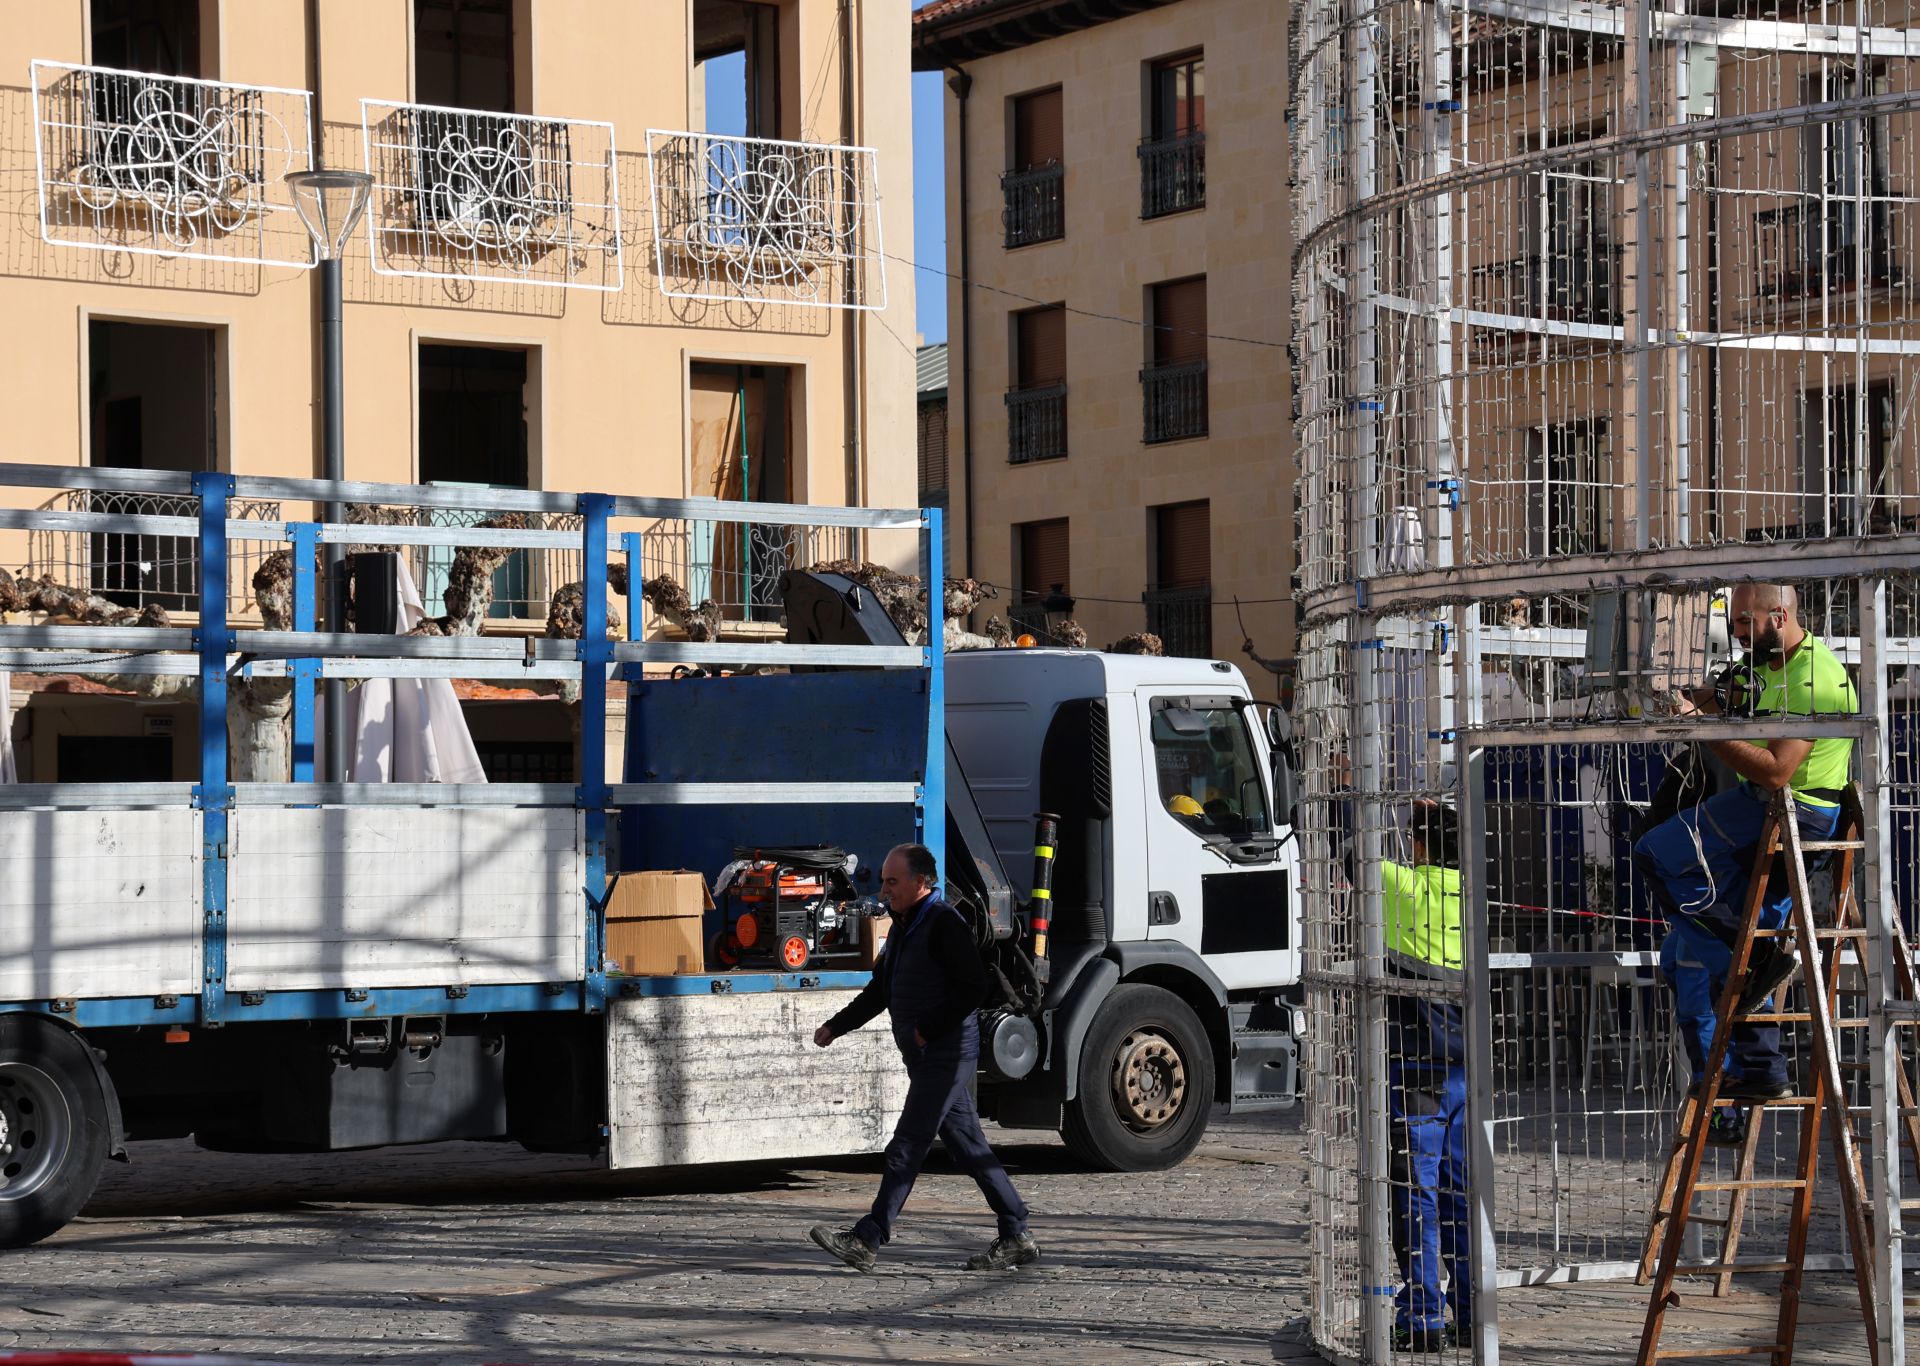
[1144,583,1213,658]
[362,99,622,289]
[1754,200,1900,300]
[1139,131,1205,219]
[1001,162,1064,247]
[27,490,282,617]
[1468,243,1623,337]
[1141,359,1209,444]
[647,130,885,310]
[1006,383,1069,464]
[30,60,316,265]
[639,518,858,629]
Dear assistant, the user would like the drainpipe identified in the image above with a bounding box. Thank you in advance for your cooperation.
[841,0,864,514]
[947,64,974,596]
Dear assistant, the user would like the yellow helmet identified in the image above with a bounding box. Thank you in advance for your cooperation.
[1167,794,1205,817]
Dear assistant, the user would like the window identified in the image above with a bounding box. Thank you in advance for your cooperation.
[1141,51,1204,217]
[1004,87,1064,247]
[1008,305,1068,464]
[1517,124,1617,324]
[688,362,797,621]
[1013,518,1069,638]
[419,344,537,619]
[1526,417,1609,559]
[1147,501,1212,658]
[694,0,784,139]
[88,319,219,612]
[1144,277,1208,443]
[1150,697,1270,839]
[1802,380,1896,534]
[415,0,517,112]
[1787,64,1893,296]
[91,0,204,75]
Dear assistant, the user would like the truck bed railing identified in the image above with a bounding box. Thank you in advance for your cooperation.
[0,462,944,1030]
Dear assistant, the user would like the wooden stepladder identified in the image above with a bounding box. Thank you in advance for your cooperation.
[1635,784,1909,1366]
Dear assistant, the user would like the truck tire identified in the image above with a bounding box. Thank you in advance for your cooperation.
[1061,983,1214,1171]
[0,1016,110,1248]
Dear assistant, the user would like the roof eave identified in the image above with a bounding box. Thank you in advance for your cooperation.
[911,0,1181,72]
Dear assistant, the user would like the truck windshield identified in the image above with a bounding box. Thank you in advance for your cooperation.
[1150,699,1271,839]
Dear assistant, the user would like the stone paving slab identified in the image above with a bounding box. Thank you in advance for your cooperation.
[0,1111,1896,1365]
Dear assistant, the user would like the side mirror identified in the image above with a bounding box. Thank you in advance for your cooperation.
[1262,705,1300,829]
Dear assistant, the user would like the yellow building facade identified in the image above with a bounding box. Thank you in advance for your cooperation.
[0,0,916,779]
[915,0,1293,697]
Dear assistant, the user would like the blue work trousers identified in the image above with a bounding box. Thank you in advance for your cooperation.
[1634,783,1837,1087]
[1389,1063,1471,1334]
[853,1049,1029,1248]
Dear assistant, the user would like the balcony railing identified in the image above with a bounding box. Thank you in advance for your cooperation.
[1754,200,1899,300]
[1144,584,1213,659]
[1006,383,1069,464]
[1469,244,1623,332]
[362,99,622,289]
[26,490,282,618]
[639,518,859,629]
[30,60,316,265]
[1139,131,1205,219]
[647,130,885,310]
[1142,359,1210,443]
[1002,163,1064,247]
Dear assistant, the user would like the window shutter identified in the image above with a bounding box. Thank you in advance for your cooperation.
[1156,501,1210,587]
[1153,278,1208,364]
[1019,519,1071,597]
[918,398,949,491]
[1014,87,1064,169]
[1018,306,1067,386]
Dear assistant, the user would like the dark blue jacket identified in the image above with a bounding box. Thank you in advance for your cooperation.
[826,893,986,1063]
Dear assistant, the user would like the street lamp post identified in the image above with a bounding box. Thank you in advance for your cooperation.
[285,169,374,783]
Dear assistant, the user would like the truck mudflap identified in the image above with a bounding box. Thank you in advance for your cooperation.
[605,986,907,1168]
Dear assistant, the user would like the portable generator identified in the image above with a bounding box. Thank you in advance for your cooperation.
[711,845,875,972]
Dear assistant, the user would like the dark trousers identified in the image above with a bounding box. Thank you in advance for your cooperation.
[852,1050,1029,1248]
[1389,1064,1471,1333]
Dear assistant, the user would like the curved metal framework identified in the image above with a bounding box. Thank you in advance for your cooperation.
[1292,0,1920,1359]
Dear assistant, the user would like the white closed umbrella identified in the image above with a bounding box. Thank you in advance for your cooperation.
[345,558,487,784]
[0,672,14,783]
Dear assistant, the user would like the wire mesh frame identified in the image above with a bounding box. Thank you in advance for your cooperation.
[644,129,888,311]
[1290,0,1920,1355]
[358,99,624,291]
[30,60,318,267]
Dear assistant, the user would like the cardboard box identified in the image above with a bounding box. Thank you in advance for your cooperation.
[859,910,892,969]
[605,871,714,976]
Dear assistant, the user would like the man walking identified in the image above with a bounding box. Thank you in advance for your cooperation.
[1381,800,1469,1353]
[806,843,1037,1272]
[1634,582,1857,1127]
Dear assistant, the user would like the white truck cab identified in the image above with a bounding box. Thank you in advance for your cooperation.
[946,648,1301,1168]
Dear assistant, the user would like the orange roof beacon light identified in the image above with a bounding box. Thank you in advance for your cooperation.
[1016,633,1038,648]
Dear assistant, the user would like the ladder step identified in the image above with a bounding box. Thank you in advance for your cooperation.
[1654,1347,1787,1360]
[1694,1178,1809,1192]
[1800,839,1866,851]
[1732,1013,1871,1027]
[1670,1261,1797,1276]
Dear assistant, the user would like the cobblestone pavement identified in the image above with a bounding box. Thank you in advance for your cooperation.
[0,1110,1893,1365]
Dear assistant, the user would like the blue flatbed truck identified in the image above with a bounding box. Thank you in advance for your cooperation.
[0,465,1302,1247]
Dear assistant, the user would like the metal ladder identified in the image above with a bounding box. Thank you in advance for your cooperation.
[1634,784,1900,1365]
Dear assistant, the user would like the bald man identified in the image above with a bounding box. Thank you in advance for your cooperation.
[1633,584,1857,1132]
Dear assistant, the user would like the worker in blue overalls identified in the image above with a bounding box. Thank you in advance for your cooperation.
[1634,583,1857,1143]
[1381,799,1469,1354]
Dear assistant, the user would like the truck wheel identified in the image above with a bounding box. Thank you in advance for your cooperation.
[1061,983,1214,1171]
[0,1016,109,1248]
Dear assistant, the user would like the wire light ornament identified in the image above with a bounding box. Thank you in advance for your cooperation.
[359,100,623,291]
[1291,0,1920,1357]
[31,60,317,266]
[646,129,886,310]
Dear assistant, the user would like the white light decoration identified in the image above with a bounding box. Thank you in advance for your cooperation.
[360,99,623,290]
[646,129,886,311]
[31,60,318,266]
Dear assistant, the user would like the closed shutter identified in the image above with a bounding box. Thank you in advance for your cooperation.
[1153,278,1208,364]
[1018,305,1067,386]
[1019,519,1070,597]
[1156,501,1210,587]
[918,398,949,491]
[1014,87,1064,169]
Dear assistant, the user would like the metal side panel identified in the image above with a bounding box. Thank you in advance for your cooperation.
[225,807,584,992]
[606,989,909,1169]
[0,809,202,1000]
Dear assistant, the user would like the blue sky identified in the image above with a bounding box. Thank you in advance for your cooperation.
[704,5,950,345]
